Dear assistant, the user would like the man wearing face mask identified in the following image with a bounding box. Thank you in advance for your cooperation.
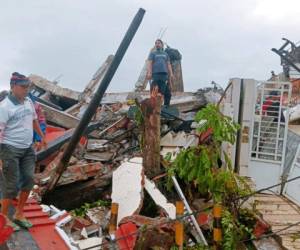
[146,39,174,106]
[0,72,47,231]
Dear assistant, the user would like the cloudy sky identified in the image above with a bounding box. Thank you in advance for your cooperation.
[0,0,299,92]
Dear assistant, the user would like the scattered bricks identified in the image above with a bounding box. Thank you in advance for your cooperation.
[253,218,271,238]
[119,215,173,231]
[72,217,93,231]
[134,227,175,250]
[35,151,64,185]
[58,162,103,186]
[86,207,110,226]
[197,212,212,230]
[106,117,130,135]
[115,222,138,250]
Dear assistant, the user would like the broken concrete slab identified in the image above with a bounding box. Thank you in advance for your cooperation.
[39,102,80,128]
[86,207,110,227]
[29,74,81,101]
[160,147,179,160]
[86,139,109,151]
[58,162,103,186]
[144,178,176,219]
[253,237,283,250]
[160,131,198,147]
[77,237,102,250]
[84,152,115,162]
[111,157,144,225]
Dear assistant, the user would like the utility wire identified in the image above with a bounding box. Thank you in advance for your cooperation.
[81,174,300,249]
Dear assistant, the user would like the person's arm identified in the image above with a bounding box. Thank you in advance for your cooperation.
[146,52,154,80]
[33,120,47,148]
[167,61,174,91]
[30,100,47,148]
[0,106,8,142]
[146,60,153,80]
[167,61,174,79]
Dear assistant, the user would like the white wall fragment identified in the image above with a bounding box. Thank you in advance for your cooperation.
[144,178,176,219]
[111,157,144,224]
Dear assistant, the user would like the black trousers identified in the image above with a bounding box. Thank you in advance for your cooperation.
[151,73,171,106]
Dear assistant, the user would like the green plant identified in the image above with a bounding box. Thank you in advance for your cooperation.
[195,104,239,145]
[166,104,242,202]
[165,104,256,247]
[70,199,111,217]
[222,209,238,250]
[133,102,145,149]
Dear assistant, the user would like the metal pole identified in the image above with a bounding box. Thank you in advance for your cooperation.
[234,78,244,173]
[46,8,146,192]
[172,176,208,245]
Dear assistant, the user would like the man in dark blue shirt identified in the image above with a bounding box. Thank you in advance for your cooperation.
[147,39,174,106]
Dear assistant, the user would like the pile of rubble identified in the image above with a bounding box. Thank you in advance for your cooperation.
[11,53,222,249]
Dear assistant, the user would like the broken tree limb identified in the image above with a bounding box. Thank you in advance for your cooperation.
[141,95,162,177]
[45,8,146,193]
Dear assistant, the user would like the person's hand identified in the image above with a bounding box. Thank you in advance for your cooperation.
[146,72,152,80]
[170,73,175,82]
[40,137,48,149]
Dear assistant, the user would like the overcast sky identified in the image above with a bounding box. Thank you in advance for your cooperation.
[0,0,299,92]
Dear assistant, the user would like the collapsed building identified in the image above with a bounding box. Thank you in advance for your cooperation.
[2,9,300,249]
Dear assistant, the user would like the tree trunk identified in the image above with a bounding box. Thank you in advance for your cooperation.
[141,96,162,178]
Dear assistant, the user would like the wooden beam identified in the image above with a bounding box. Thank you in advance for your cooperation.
[39,102,79,128]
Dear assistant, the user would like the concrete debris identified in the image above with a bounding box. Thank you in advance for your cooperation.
[29,74,81,102]
[253,237,283,250]
[22,71,222,248]
[111,157,144,225]
[77,237,102,250]
[86,207,110,226]
[144,178,176,219]
[84,151,115,162]
[160,131,198,147]
[86,139,109,151]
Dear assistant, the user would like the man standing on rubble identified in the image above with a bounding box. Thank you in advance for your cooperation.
[146,39,174,106]
[0,72,47,231]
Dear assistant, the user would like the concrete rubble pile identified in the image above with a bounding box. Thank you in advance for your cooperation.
[13,55,222,249]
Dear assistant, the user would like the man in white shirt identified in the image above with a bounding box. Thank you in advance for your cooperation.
[0,72,46,230]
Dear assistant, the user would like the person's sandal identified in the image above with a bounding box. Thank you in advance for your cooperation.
[6,220,21,232]
[13,218,33,229]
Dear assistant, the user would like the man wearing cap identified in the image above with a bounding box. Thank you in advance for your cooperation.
[0,72,47,230]
[146,39,174,106]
